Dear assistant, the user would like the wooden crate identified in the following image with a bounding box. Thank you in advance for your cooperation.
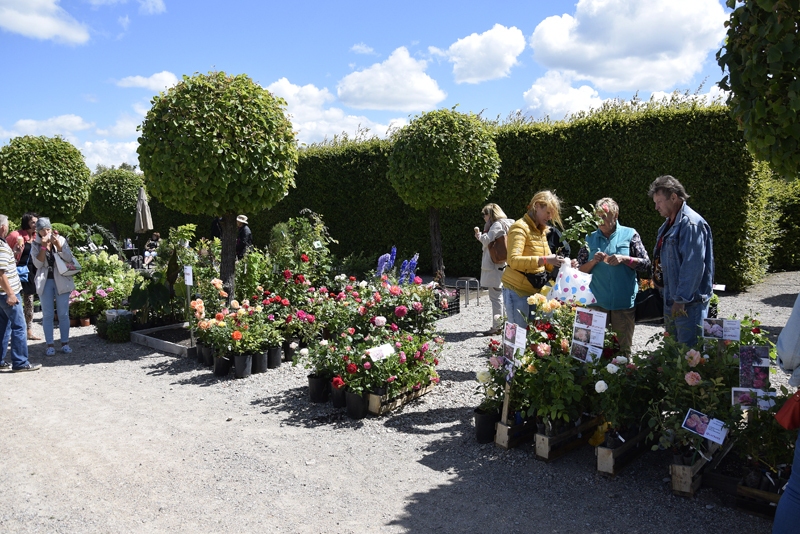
[494,383,538,449]
[670,441,721,497]
[366,383,435,415]
[535,415,603,462]
[596,426,652,476]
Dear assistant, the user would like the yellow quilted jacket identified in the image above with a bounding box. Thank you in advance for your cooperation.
[501,213,553,296]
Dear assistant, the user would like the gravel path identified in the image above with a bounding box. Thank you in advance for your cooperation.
[1,272,797,533]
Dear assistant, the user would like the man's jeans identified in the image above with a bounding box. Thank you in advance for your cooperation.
[503,288,530,328]
[665,299,707,347]
[772,430,800,533]
[0,292,31,369]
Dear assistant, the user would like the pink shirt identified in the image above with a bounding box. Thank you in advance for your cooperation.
[5,230,33,262]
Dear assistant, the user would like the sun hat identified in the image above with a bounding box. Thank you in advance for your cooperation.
[236,215,248,224]
[36,217,52,231]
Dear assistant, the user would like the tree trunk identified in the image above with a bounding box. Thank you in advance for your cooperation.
[220,213,238,303]
[429,207,445,281]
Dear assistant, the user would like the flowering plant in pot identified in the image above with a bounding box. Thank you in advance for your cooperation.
[589,355,653,446]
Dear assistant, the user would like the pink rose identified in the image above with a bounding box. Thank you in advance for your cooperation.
[390,323,399,332]
[685,371,702,386]
[412,301,423,313]
[534,343,551,357]
[685,349,702,368]
[363,361,372,370]
[394,305,408,318]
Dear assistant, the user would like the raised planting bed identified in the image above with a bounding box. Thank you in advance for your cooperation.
[367,383,435,415]
[130,322,196,358]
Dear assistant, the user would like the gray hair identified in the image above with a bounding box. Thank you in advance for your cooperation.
[36,217,52,231]
[648,175,690,201]
[0,214,7,228]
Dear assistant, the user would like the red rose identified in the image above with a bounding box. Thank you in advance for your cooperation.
[331,375,345,389]
[283,269,292,280]
[281,298,290,306]
[346,363,358,374]
[286,314,294,323]
[301,254,309,262]
[752,327,761,334]
[295,274,305,284]
[349,276,356,281]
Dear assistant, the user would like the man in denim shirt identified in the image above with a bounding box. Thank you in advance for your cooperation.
[648,176,714,347]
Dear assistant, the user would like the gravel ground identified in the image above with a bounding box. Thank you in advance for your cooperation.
[0,272,797,533]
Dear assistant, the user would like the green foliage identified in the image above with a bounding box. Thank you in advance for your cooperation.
[0,135,91,222]
[105,316,132,343]
[769,178,800,270]
[387,108,500,210]
[717,0,800,178]
[88,168,145,234]
[137,71,298,217]
[268,210,336,285]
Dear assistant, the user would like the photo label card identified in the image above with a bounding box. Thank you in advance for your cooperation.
[365,343,395,362]
[739,346,770,388]
[732,387,777,410]
[502,321,527,360]
[681,409,728,445]
[183,265,194,286]
[702,318,741,341]
[571,308,607,362]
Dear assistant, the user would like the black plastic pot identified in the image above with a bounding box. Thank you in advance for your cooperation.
[331,385,347,408]
[203,346,215,367]
[308,374,330,403]
[234,354,252,379]
[267,346,282,369]
[251,352,268,374]
[213,355,231,376]
[282,338,300,361]
[474,408,501,444]
[345,391,368,420]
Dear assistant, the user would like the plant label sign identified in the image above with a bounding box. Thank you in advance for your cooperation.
[702,317,741,341]
[681,408,728,445]
[502,321,526,358]
[732,387,776,410]
[739,346,770,388]
[570,307,607,363]
[183,265,193,286]
[365,343,394,362]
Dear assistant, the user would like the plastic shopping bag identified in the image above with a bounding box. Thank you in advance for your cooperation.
[551,265,597,305]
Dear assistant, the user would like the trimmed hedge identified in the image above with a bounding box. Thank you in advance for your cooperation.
[101,101,787,290]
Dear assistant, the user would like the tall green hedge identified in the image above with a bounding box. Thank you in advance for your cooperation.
[114,101,787,290]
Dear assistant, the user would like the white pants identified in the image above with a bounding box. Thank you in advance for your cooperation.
[488,286,503,329]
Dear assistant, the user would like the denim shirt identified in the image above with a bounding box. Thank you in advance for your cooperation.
[655,202,714,305]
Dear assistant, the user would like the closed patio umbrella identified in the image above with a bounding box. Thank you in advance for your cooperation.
[134,186,153,235]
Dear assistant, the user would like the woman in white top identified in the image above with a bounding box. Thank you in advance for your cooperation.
[474,203,514,336]
[30,217,76,356]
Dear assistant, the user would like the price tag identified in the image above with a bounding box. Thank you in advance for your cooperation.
[183,265,194,286]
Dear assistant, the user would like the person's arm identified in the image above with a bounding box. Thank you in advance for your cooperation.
[0,269,18,306]
[505,224,559,273]
[576,245,605,274]
[605,233,651,272]
[478,221,503,246]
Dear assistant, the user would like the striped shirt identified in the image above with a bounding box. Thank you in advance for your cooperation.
[0,238,22,296]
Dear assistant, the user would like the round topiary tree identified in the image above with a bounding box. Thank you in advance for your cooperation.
[0,135,91,222]
[717,0,800,178]
[137,71,298,297]
[88,168,145,237]
[387,108,500,277]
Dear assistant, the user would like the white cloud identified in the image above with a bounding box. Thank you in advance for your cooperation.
[86,0,127,5]
[0,0,90,44]
[430,24,526,84]
[96,114,141,138]
[337,47,446,111]
[80,140,139,170]
[138,0,165,15]
[650,84,729,105]
[118,14,130,30]
[523,71,604,119]
[12,114,95,136]
[117,71,178,91]
[267,77,406,144]
[351,43,376,55]
[530,0,727,91]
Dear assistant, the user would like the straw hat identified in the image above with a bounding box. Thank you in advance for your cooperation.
[236,215,248,224]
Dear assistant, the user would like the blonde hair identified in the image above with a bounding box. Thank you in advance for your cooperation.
[481,203,507,223]
[595,197,619,218]
[527,190,563,229]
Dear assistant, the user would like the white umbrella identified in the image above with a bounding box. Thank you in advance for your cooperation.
[134,187,153,234]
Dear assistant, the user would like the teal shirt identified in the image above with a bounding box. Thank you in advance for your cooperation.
[586,224,637,310]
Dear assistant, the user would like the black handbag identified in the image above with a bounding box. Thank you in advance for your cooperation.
[634,287,664,323]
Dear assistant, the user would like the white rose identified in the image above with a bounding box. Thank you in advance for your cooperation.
[476,370,491,383]
[595,380,608,393]
[612,356,628,365]
[359,281,367,288]
[374,316,387,327]
[486,387,496,398]
[290,342,299,349]
[299,348,309,357]
[606,363,619,374]
[320,339,328,346]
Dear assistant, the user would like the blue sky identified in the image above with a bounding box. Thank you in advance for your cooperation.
[0,0,730,169]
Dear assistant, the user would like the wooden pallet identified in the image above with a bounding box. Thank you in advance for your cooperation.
[670,441,721,497]
[535,415,603,462]
[494,383,538,449]
[595,426,652,475]
[366,383,435,415]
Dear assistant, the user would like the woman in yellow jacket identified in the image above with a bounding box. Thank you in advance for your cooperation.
[501,190,566,327]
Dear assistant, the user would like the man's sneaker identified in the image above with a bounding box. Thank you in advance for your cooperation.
[12,363,42,372]
[0,361,11,371]
[61,345,72,354]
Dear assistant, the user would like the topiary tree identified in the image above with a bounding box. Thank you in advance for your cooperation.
[137,71,298,298]
[717,0,800,178]
[387,108,500,277]
[0,135,91,222]
[88,168,145,237]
